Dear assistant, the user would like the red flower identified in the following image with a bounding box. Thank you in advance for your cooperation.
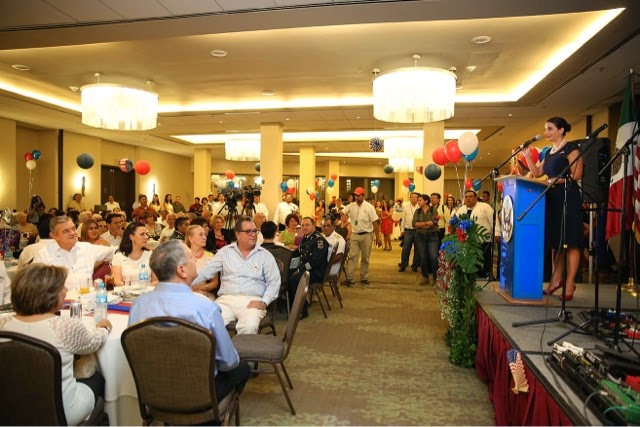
[456,228,467,242]
[448,225,453,234]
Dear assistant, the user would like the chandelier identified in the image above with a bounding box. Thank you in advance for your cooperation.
[385,136,422,173]
[80,74,158,131]
[372,55,456,124]
[225,139,261,161]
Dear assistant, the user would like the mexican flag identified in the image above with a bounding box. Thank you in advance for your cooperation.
[606,71,638,241]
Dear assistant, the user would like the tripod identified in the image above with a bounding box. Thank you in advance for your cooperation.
[217,201,240,241]
[513,127,608,338]
[595,125,640,357]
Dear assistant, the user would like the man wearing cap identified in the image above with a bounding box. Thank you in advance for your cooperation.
[341,187,381,285]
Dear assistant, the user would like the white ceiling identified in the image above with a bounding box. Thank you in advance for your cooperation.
[0,0,639,168]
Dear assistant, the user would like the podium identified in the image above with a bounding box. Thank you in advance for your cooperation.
[496,176,547,300]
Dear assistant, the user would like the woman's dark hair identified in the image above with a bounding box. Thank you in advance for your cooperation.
[118,221,148,256]
[164,194,172,203]
[285,213,299,227]
[547,116,571,136]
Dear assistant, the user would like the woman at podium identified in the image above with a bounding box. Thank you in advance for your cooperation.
[521,117,583,301]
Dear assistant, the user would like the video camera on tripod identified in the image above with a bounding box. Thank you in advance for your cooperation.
[220,185,261,212]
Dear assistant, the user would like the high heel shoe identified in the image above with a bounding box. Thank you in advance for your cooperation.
[543,281,564,295]
[559,286,575,301]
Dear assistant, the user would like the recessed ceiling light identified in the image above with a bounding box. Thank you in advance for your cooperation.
[285,118,290,121]
[471,36,491,44]
[508,113,512,117]
[12,64,30,71]
[356,116,360,119]
[210,49,227,57]
[466,65,477,72]
[261,90,274,96]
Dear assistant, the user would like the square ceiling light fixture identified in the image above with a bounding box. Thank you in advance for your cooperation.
[373,55,456,124]
[225,138,261,161]
[385,136,423,172]
[80,73,158,131]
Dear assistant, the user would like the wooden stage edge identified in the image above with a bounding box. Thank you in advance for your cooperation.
[491,283,555,306]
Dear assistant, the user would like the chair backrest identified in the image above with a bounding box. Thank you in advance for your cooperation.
[321,242,339,282]
[0,331,67,426]
[265,246,293,287]
[282,272,309,358]
[121,317,221,424]
[329,240,349,280]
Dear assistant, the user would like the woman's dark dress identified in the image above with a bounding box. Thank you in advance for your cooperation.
[542,141,583,249]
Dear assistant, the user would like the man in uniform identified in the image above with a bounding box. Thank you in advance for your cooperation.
[289,216,328,319]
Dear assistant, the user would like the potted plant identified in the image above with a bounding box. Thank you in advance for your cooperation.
[435,213,489,367]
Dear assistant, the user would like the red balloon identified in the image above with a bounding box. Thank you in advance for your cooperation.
[225,170,235,180]
[497,181,504,193]
[309,193,316,200]
[402,178,411,188]
[444,140,462,163]
[287,187,295,195]
[24,152,34,161]
[432,146,449,166]
[134,160,151,175]
[330,174,338,180]
[465,178,473,190]
[518,147,540,170]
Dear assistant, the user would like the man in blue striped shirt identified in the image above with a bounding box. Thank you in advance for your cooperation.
[193,216,280,334]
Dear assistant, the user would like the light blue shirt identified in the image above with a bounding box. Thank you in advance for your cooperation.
[193,242,280,305]
[128,282,239,374]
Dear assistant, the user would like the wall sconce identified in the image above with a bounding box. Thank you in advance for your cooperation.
[81,176,86,197]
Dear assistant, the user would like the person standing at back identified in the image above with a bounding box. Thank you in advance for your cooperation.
[341,187,381,286]
[398,192,421,272]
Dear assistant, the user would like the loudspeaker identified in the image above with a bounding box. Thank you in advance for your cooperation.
[579,137,611,204]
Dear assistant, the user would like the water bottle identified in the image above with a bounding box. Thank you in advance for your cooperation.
[95,281,108,323]
[4,247,13,268]
[138,263,149,292]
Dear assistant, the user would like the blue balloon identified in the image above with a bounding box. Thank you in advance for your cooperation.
[76,153,94,170]
[409,183,416,192]
[539,146,552,162]
[280,181,288,192]
[254,162,261,172]
[472,179,482,191]
[424,164,441,181]
[373,179,380,187]
[383,165,394,174]
[327,179,335,188]
[32,150,42,160]
[463,147,479,162]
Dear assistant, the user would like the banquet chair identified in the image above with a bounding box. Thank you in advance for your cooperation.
[226,258,285,336]
[0,331,108,426]
[121,317,240,426]
[326,240,349,308]
[307,243,338,318]
[231,272,309,415]
[264,244,294,315]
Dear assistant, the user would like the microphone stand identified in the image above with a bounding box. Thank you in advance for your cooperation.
[478,142,531,287]
[512,129,607,338]
[595,125,640,357]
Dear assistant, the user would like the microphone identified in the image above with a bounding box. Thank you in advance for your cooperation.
[519,134,541,150]
[585,123,608,140]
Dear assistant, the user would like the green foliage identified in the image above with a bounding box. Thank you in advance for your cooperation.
[435,214,487,368]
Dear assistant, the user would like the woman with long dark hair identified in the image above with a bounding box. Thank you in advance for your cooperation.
[111,222,157,287]
[521,116,583,301]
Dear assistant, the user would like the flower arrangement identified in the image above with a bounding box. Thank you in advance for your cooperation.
[436,213,489,367]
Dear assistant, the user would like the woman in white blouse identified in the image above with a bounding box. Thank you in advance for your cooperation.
[0,264,112,425]
[111,222,158,287]
[161,194,174,215]
[185,225,218,299]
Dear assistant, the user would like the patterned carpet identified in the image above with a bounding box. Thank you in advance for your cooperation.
[240,244,496,426]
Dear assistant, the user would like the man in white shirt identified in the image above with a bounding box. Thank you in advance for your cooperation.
[211,193,228,217]
[341,187,381,285]
[101,213,124,247]
[398,192,421,272]
[321,217,346,276]
[207,193,216,213]
[252,192,269,220]
[455,190,501,279]
[273,193,299,231]
[104,195,120,212]
[34,216,116,290]
[0,262,11,305]
[17,220,51,271]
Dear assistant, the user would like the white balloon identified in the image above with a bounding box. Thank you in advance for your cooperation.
[306,185,314,195]
[26,160,36,170]
[371,186,379,194]
[286,179,295,189]
[458,132,479,155]
[400,186,409,194]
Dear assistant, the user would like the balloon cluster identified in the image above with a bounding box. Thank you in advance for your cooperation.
[326,174,338,195]
[24,150,42,171]
[368,137,384,152]
[371,179,381,194]
[117,158,151,175]
[518,147,539,171]
[306,184,320,200]
[465,178,482,191]
[401,178,415,193]
[280,178,296,195]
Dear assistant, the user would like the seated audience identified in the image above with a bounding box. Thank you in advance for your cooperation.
[142,212,163,241]
[210,214,228,251]
[100,213,124,247]
[110,222,157,287]
[128,240,250,401]
[0,264,112,425]
[277,213,300,250]
[159,213,176,243]
[170,217,189,241]
[79,219,110,247]
[16,212,38,241]
[17,216,53,271]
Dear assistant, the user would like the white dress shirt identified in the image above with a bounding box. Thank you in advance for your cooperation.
[400,202,418,232]
[100,231,122,247]
[273,202,299,226]
[33,241,116,290]
[455,202,501,240]
[342,201,379,233]
[323,231,346,276]
[253,202,269,220]
[0,262,11,305]
[104,201,120,212]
